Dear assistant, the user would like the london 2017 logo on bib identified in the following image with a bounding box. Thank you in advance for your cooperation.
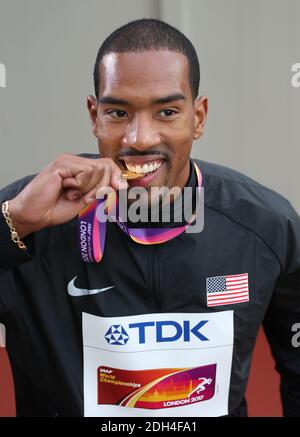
[98,364,216,409]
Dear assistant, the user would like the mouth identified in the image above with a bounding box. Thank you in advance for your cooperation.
[118,156,167,186]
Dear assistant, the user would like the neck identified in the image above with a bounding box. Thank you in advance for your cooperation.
[172,160,192,192]
[123,159,197,229]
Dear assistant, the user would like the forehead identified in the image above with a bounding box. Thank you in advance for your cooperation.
[98,51,191,99]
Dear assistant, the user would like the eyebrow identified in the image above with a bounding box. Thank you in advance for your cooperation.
[98,93,186,106]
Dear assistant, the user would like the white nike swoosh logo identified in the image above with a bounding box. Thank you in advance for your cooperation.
[67,276,115,297]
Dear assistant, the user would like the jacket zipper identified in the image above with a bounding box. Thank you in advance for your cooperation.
[150,245,164,313]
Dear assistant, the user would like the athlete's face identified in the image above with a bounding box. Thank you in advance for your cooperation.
[88,50,207,191]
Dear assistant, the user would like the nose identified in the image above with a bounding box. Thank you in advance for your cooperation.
[121,113,161,151]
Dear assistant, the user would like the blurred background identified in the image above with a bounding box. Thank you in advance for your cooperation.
[1,0,300,417]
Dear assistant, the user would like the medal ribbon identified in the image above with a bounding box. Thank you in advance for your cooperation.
[78,162,202,262]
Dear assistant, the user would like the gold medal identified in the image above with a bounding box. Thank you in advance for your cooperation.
[121,170,144,180]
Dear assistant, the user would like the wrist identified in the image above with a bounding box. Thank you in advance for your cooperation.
[2,199,31,241]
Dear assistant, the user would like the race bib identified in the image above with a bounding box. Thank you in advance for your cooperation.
[83,311,233,417]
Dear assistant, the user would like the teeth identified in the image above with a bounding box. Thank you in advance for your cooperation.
[125,161,163,174]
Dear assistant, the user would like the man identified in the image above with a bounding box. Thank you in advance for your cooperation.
[0,18,299,417]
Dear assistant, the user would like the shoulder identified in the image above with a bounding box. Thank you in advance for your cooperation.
[195,158,297,220]
[194,158,300,270]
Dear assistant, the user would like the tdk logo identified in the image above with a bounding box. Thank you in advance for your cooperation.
[105,320,209,345]
[130,320,209,343]
[105,325,129,345]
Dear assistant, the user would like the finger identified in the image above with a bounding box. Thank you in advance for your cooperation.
[62,177,81,190]
[82,169,112,203]
[74,162,112,193]
[58,156,125,193]
[83,186,115,204]
[67,192,95,209]
[62,168,102,193]
[108,162,127,190]
[64,189,82,201]
[73,168,95,191]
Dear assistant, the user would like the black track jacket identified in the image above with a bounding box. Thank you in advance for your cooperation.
[0,155,299,417]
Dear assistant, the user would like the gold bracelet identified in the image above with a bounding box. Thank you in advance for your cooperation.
[1,201,27,250]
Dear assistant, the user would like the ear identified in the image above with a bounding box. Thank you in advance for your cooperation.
[87,95,99,137]
[193,96,208,140]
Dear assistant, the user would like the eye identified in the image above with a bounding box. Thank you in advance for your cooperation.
[158,109,178,118]
[106,109,128,119]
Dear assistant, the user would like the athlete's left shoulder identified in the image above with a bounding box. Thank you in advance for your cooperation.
[193,158,300,270]
[194,158,296,212]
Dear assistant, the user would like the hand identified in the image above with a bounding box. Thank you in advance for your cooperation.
[8,153,127,238]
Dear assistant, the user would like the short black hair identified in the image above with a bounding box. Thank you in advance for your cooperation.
[93,18,200,100]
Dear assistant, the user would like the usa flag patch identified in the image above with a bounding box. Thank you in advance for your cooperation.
[206,273,249,307]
